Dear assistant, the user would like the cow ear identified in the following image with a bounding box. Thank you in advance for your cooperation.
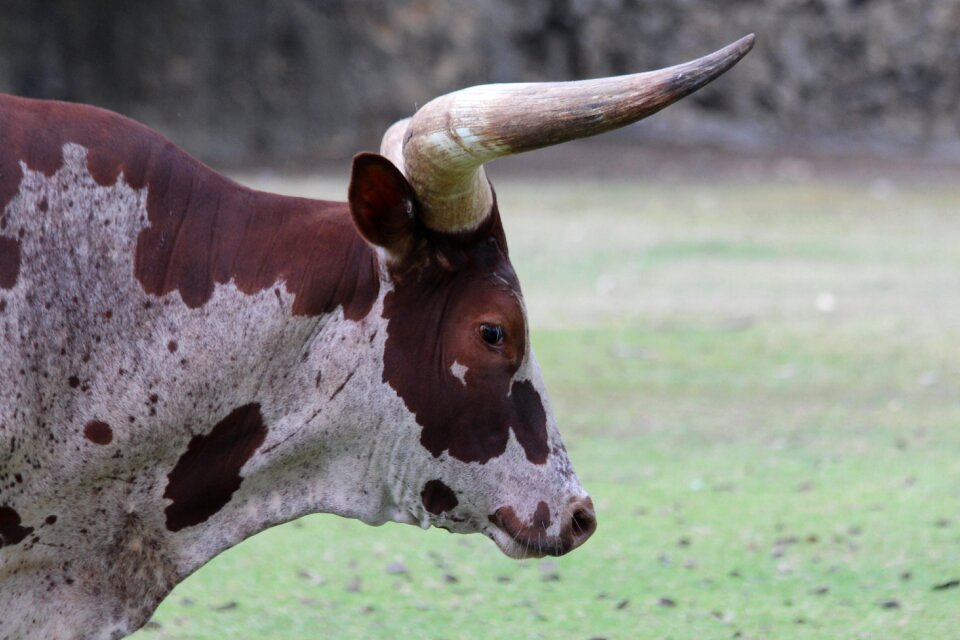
[348,152,418,264]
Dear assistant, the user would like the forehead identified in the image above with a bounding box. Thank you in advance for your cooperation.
[450,256,523,316]
[427,222,523,300]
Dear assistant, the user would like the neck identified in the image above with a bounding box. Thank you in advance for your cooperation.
[0,138,397,638]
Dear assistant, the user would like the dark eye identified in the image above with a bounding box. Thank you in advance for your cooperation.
[479,323,505,346]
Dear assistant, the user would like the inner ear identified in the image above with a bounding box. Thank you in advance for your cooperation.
[348,152,419,263]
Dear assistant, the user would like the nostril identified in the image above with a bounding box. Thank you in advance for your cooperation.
[566,496,597,550]
[572,507,595,537]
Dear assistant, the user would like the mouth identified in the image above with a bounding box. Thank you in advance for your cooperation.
[486,497,597,559]
[487,503,568,559]
[486,525,563,559]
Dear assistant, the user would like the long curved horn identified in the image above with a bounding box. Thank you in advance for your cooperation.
[381,34,755,233]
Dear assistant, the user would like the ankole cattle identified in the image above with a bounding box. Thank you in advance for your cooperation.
[0,35,753,639]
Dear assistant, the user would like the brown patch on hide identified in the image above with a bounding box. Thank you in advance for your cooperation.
[0,93,379,320]
[421,480,458,515]
[381,216,549,465]
[163,403,267,532]
[0,236,21,289]
[0,506,33,548]
[0,160,23,216]
[83,420,113,445]
[133,171,380,319]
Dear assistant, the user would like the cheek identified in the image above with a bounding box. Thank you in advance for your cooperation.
[385,314,544,467]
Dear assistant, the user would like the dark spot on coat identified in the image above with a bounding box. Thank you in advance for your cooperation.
[67,375,80,388]
[0,506,34,548]
[163,403,268,532]
[84,421,113,445]
[38,197,48,213]
[167,340,178,353]
[0,236,21,289]
[45,515,57,525]
[0,151,23,216]
[421,479,458,515]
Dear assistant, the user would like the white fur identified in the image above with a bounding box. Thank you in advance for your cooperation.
[449,360,468,385]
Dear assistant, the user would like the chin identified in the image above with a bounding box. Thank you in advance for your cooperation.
[486,527,556,559]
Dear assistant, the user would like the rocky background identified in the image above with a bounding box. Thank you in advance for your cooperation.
[1,0,958,168]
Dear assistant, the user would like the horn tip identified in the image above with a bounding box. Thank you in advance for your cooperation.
[733,33,757,56]
[708,33,755,71]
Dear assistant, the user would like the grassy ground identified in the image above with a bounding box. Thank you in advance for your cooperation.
[133,171,960,639]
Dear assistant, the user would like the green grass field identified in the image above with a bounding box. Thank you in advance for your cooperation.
[133,171,960,639]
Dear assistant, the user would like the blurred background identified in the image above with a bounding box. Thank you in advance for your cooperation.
[3,2,958,639]
[2,0,960,169]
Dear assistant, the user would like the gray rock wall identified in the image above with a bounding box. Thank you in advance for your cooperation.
[1,0,958,166]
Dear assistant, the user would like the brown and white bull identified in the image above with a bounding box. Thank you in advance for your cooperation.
[0,36,753,639]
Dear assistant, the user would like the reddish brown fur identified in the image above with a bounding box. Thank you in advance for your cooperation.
[379,221,549,465]
[0,94,380,320]
[349,154,418,259]
[0,236,20,289]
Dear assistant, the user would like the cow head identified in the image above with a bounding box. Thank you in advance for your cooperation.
[345,36,754,558]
